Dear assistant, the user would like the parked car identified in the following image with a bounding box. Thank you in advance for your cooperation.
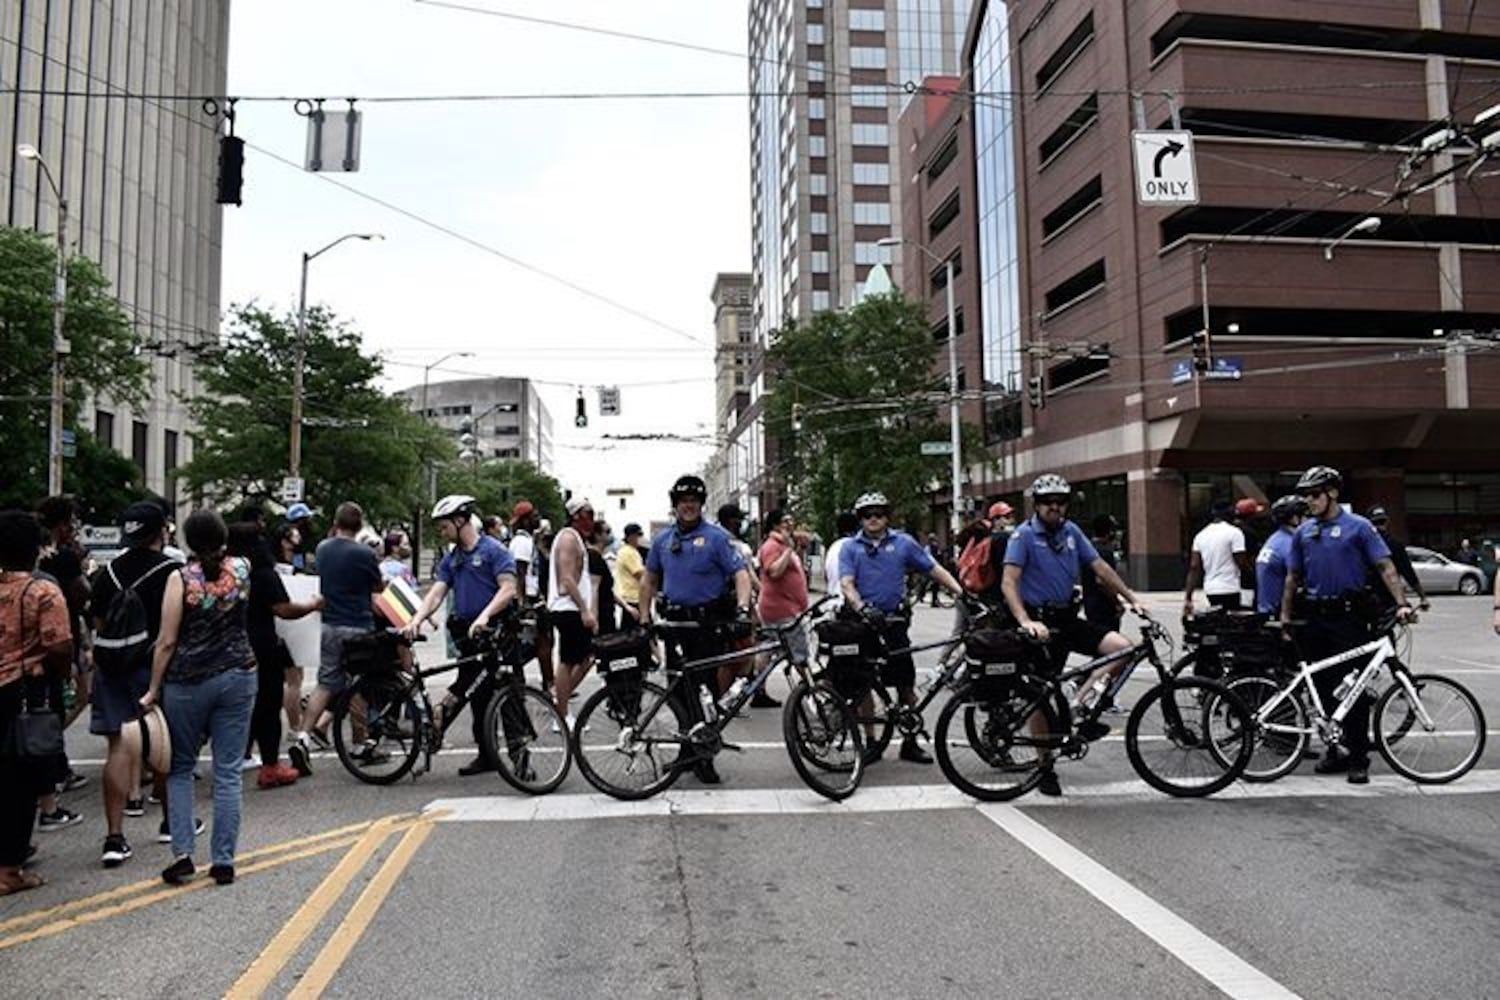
[1407,546,1486,596]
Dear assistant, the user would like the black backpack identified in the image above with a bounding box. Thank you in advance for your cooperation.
[93,559,175,675]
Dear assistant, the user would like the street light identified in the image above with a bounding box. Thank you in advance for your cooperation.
[17,143,68,495]
[1322,216,1381,260]
[419,350,476,422]
[288,232,383,482]
[879,235,963,538]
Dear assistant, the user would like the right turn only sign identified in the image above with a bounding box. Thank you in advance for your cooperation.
[1132,130,1199,205]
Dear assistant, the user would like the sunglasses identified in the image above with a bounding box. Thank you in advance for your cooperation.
[859,509,889,520]
[1035,496,1069,507]
[1298,490,1326,499]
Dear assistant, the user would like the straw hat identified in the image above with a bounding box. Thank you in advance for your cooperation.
[122,705,172,776]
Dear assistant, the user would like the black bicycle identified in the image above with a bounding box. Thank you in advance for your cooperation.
[933,610,1255,800]
[573,597,858,800]
[330,620,571,793]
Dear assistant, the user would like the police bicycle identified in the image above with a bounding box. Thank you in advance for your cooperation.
[932,609,1255,800]
[1205,611,1486,783]
[572,597,859,800]
[330,614,572,793]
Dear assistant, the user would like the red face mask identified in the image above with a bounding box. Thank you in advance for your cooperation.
[575,513,596,537]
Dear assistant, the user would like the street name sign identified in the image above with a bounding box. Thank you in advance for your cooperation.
[280,476,305,503]
[920,441,955,456]
[598,386,620,416]
[1205,356,1244,381]
[1132,130,1199,205]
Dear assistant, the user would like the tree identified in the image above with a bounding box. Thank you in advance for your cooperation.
[764,293,986,539]
[178,304,451,526]
[63,429,145,524]
[435,459,566,526]
[0,225,151,509]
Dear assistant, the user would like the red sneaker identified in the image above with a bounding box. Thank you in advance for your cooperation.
[257,764,299,789]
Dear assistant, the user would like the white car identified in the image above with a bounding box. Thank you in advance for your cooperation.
[1406,547,1486,596]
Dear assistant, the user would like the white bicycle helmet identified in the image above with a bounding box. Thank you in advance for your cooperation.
[1029,474,1072,499]
[431,494,478,520]
[853,491,889,513]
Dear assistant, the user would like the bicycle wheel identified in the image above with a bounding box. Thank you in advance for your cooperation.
[782,680,864,801]
[934,683,1057,802]
[482,684,572,795]
[1375,674,1486,784]
[573,679,687,800]
[1215,675,1309,782]
[840,680,894,764]
[332,676,422,785]
[1125,677,1251,797]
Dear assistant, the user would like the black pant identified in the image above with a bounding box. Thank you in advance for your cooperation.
[250,644,286,767]
[0,682,46,866]
[663,612,732,729]
[1207,592,1243,610]
[447,620,499,750]
[1296,612,1373,760]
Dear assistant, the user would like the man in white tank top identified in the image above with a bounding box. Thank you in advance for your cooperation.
[548,497,597,729]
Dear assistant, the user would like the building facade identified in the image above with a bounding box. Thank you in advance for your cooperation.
[972,0,1500,586]
[398,377,555,473]
[1,0,232,507]
[705,272,757,511]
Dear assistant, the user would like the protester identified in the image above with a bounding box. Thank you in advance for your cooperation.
[823,511,860,608]
[588,520,618,636]
[141,509,258,886]
[548,498,597,729]
[272,523,308,738]
[1083,514,1124,633]
[37,494,90,799]
[615,524,647,624]
[508,501,554,692]
[1184,499,1249,614]
[285,503,317,571]
[0,510,74,896]
[757,509,811,671]
[379,531,418,588]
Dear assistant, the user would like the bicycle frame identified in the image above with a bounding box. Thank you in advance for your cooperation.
[1252,631,1428,740]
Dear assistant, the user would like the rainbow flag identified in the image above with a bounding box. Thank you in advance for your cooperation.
[375,577,421,628]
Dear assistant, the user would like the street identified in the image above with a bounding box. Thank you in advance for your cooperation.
[3,595,1498,999]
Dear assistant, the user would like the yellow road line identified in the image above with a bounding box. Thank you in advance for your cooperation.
[0,815,408,938]
[223,817,401,1000]
[288,819,436,999]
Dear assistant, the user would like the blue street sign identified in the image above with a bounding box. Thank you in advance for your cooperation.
[61,429,76,458]
[1206,356,1244,381]
[1170,359,1193,386]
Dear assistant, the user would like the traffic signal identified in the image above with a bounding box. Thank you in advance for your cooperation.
[216,135,244,206]
[791,403,803,432]
[1191,329,1209,373]
[574,392,588,429]
[1027,375,1044,409]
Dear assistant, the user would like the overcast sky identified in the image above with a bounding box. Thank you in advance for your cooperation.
[223,0,750,531]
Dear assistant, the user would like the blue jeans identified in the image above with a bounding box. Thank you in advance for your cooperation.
[162,668,256,865]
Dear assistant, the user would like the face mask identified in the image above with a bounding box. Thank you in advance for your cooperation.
[576,513,596,537]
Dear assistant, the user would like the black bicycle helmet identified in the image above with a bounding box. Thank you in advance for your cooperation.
[1270,495,1308,524]
[669,474,708,503]
[1296,465,1342,492]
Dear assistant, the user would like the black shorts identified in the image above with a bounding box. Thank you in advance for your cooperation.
[1030,610,1110,673]
[876,620,916,690]
[552,610,593,666]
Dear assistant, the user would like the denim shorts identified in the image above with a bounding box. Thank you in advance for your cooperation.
[319,625,370,694]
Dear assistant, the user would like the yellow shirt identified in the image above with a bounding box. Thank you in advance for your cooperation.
[615,544,645,606]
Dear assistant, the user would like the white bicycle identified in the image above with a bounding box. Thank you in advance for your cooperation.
[1210,616,1486,784]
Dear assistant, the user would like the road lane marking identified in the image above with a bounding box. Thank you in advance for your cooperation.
[424,768,1500,823]
[979,803,1302,1000]
[225,817,403,1000]
[288,819,437,998]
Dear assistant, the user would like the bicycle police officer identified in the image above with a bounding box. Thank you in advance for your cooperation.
[638,474,753,785]
[1278,466,1411,785]
[1001,474,1142,795]
[1254,495,1307,617]
[838,490,964,765]
[404,495,519,777]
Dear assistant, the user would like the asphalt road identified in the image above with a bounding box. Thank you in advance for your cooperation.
[4,593,1498,998]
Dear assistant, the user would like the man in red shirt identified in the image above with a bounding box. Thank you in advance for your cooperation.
[757,509,811,669]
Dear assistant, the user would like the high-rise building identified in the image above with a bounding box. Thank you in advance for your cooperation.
[970,0,1500,585]
[705,272,755,510]
[742,0,973,516]
[398,377,555,474]
[1,1,232,507]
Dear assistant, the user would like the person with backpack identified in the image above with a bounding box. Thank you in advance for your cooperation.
[88,501,180,868]
[957,500,1016,603]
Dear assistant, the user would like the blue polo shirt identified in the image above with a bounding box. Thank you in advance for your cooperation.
[646,519,745,608]
[436,535,516,621]
[1255,528,1296,615]
[1287,510,1390,598]
[837,529,935,613]
[1003,517,1100,607]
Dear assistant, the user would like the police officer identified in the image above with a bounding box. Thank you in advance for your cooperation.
[1254,495,1307,617]
[1278,466,1412,785]
[638,474,753,785]
[838,491,963,765]
[1001,474,1142,796]
[404,495,519,777]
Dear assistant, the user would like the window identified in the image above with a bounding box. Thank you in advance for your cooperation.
[809,173,827,195]
[812,290,832,311]
[853,162,890,185]
[849,9,886,31]
[926,134,959,182]
[1035,13,1094,92]
[1042,175,1103,241]
[810,212,829,234]
[1044,259,1107,315]
[928,191,960,238]
[1039,93,1099,165]
[492,424,520,436]
[807,23,824,44]
[853,202,891,225]
[808,60,826,82]
[808,98,826,120]
[850,85,889,108]
[131,420,149,477]
[163,430,179,507]
[851,123,890,146]
[854,241,888,264]
[94,409,114,448]
[850,46,887,68]
[811,250,830,272]
[809,135,827,158]
[929,253,962,293]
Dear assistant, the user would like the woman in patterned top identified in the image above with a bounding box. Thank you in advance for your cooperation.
[142,509,258,887]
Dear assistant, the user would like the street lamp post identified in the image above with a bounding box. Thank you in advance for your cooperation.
[1321,216,1382,260]
[288,232,382,481]
[413,350,475,576]
[879,236,963,538]
[17,144,68,495]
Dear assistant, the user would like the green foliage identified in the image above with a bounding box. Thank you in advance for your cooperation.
[435,459,566,526]
[0,225,151,508]
[177,304,452,526]
[765,293,985,538]
[62,429,145,524]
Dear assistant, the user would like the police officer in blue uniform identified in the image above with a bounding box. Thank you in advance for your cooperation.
[1278,466,1412,785]
[838,491,963,765]
[638,474,752,784]
[404,495,519,777]
[1001,474,1142,796]
[1254,496,1307,616]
